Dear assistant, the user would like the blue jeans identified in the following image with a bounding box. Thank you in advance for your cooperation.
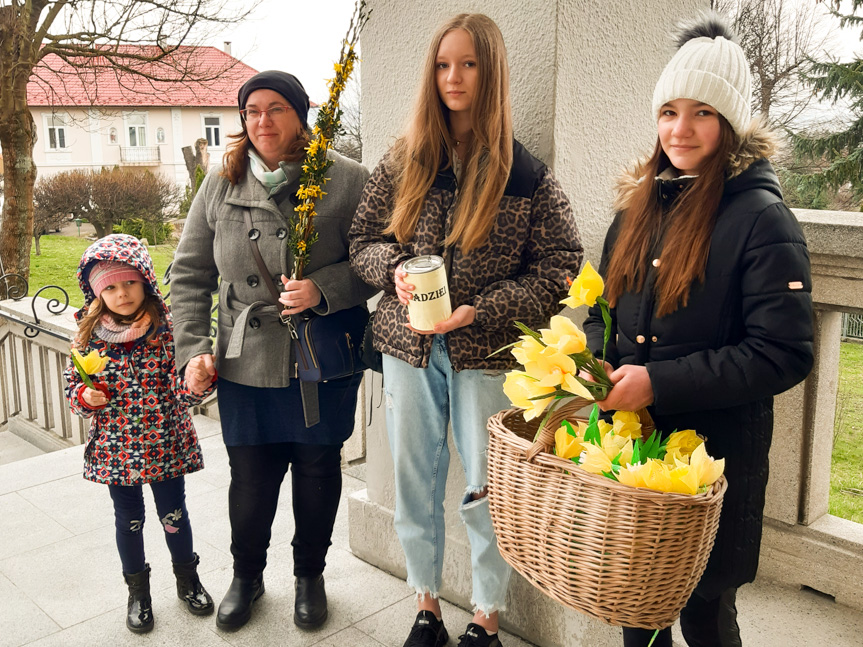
[382,335,513,615]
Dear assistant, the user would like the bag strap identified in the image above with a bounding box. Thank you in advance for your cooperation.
[243,209,283,305]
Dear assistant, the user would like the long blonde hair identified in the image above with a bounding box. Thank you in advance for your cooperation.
[385,13,513,254]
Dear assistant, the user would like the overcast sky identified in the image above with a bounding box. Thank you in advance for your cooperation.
[205,0,863,106]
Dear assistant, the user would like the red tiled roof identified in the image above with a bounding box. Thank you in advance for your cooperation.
[27,46,259,108]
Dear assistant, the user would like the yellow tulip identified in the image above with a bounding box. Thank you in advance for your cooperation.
[524,347,577,385]
[561,373,595,400]
[502,371,557,421]
[561,261,604,309]
[612,410,643,440]
[664,429,704,463]
[72,349,109,376]
[555,427,582,460]
[642,459,675,493]
[667,464,700,495]
[597,419,613,436]
[539,315,587,355]
[688,443,725,488]
[617,462,650,489]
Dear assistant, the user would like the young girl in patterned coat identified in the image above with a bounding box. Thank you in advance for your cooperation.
[64,234,216,634]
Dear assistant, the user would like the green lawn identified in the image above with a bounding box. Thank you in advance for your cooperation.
[831,341,863,524]
[28,235,176,309]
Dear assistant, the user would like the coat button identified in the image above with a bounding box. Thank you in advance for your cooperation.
[651,335,658,343]
[652,258,661,267]
[636,335,646,343]
[249,317,261,329]
[248,228,260,240]
[276,228,287,239]
[247,275,259,287]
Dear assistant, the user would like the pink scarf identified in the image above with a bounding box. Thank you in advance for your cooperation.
[95,313,152,344]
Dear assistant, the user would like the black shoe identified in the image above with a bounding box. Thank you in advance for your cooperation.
[216,575,265,630]
[457,623,502,647]
[123,564,154,634]
[403,610,448,647]
[172,553,214,616]
[293,574,328,629]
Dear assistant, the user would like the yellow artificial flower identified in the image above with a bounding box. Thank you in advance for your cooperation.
[524,347,577,385]
[72,349,109,375]
[539,315,587,355]
[561,373,595,400]
[612,410,642,440]
[511,335,545,366]
[561,261,604,309]
[502,372,557,421]
[641,459,675,493]
[667,463,700,495]
[597,419,613,436]
[617,462,649,489]
[664,429,704,463]
[688,443,725,488]
[555,427,582,460]
[580,443,614,475]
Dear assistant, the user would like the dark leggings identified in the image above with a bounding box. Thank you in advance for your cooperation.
[108,475,195,574]
[226,441,343,579]
[622,588,741,647]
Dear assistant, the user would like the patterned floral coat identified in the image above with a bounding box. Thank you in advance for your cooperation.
[64,235,212,486]
[349,140,583,371]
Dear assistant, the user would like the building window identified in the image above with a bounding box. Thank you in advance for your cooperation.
[204,116,221,147]
[156,127,165,144]
[126,113,147,147]
[109,127,118,144]
[47,115,67,150]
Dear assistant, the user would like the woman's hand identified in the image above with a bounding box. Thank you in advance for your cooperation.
[186,354,216,395]
[279,276,322,315]
[394,263,414,305]
[82,386,108,408]
[597,364,654,412]
[406,305,476,335]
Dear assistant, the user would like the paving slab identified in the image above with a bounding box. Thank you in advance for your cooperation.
[0,492,73,561]
[0,571,60,647]
[0,431,45,466]
[0,445,83,496]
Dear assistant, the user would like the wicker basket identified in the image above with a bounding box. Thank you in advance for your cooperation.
[487,398,727,630]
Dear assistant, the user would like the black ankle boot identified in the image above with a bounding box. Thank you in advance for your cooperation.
[172,553,214,616]
[123,564,154,634]
[216,575,264,630]
[294,574,327,629]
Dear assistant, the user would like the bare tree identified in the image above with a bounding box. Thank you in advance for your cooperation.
[712,0,833,128]
[0,0,258,281]
[89,167,177,239]
[333,74,362,163]
[32,169,92,254]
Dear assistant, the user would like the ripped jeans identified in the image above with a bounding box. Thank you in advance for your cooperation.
[108,475,194,574]
[382,335,513,615]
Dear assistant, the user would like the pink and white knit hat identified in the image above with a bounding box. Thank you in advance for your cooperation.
[87,261,145,298]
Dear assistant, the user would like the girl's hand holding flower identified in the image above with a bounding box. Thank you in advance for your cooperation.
[82,385,109,408]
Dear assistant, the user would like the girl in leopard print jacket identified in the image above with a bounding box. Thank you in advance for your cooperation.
[348,13,582,647]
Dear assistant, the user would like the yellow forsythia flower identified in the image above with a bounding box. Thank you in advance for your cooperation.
[72,349,109,375]
[561,261,604,309]
[502,371,557,421]
[612,410,642,439]
[539,315,587,355]
[555,427,582,460]
[664,429,704,463]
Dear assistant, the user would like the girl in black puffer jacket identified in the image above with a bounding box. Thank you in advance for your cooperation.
[584,14,814,647]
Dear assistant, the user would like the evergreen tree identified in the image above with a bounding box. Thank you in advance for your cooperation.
[791,1,863,205]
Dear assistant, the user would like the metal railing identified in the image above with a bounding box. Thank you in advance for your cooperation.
[842,313,863,340]
[119,146,161,165]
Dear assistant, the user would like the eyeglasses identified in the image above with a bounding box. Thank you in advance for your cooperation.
[239,105,292,122]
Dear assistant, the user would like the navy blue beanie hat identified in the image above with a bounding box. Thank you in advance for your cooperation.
[237,70,310,128]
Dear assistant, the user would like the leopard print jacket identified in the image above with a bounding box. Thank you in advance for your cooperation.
[349,140,583,371]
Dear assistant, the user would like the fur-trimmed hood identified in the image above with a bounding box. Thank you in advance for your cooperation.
[614,118,780,212]
[75,234,167,322]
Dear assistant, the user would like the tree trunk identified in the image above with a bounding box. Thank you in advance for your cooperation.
[33,234,41,256]
[0,102,37,279]
[92,221,109,239]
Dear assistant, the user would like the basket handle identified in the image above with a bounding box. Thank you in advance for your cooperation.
[524,399,656,462]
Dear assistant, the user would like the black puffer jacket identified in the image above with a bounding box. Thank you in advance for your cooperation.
[584,125,814,598]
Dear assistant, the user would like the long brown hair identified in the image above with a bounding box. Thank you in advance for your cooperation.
[75,291,164,347]
[385,13,513,254]
[221,122,311,185]
[604,116,737,317]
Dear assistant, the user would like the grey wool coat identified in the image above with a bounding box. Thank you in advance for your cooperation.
[170,149,376,388]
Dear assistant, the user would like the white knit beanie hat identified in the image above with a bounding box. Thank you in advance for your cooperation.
[652,13,752,135]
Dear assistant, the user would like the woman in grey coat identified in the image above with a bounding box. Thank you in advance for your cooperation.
[169,70,375,632]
